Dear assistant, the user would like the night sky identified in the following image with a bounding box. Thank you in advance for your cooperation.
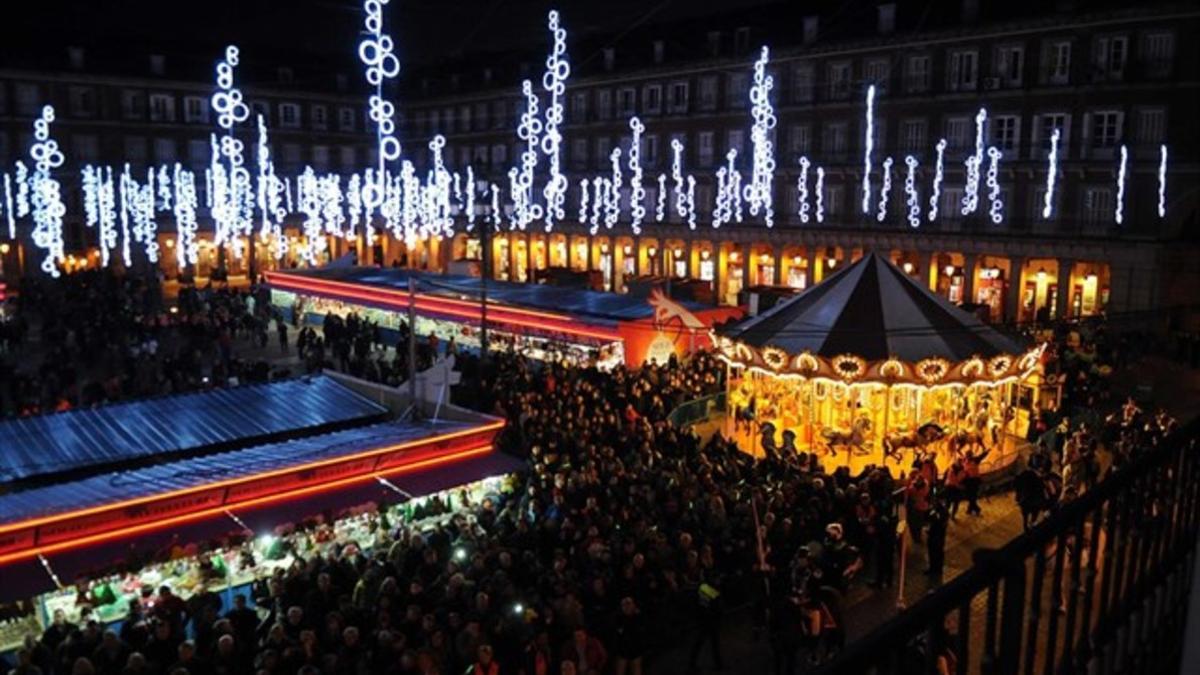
[1,0,780,67]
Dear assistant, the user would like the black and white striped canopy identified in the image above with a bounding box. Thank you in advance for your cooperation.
[719,252,1024,362]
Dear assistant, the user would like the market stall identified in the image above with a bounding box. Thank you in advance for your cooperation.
[714,252,1046,475]
[265,267,741,369]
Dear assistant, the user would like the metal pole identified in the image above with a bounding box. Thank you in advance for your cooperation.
[408,277,417,416]
[480,216,490,364]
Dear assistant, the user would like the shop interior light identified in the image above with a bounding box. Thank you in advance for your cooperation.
[826,258,837,269]
[902,261,914,274]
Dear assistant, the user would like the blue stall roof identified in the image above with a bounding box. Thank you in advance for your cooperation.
[0,418,493,524]
[0,376,389,484]
[271,266,710,325]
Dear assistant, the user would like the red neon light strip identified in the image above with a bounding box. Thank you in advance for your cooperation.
[265,272,621,342]
[0,420,504,535]
[0,444,497,565]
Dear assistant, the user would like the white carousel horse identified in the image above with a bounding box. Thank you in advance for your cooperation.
[821,417,873,458]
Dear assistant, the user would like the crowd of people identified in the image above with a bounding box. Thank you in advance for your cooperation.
[1,272,1193,675]
[0,271,280,418]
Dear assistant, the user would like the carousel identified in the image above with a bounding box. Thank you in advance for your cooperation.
[714,252,1046,476]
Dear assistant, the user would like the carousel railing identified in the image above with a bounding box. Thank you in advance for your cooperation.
[667,391,727,429]
[815,416,1200,675]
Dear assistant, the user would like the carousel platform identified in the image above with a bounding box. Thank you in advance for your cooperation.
[720,415,1025,480]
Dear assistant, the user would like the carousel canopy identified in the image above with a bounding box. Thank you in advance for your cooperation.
[716,252,1033,384]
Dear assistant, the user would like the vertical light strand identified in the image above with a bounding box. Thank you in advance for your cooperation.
[928,139,946,222]
[627,117,645,234]
[1042,128,1060,219]
[1157,144,1167,218]
[797,156,811,224]
[814,166,825,223]
[1114,144,1127,225]
[746,46,776,227]
[986,146,1003,224]
[876,156,893,223]
[961,107,986,216]
[28,106,66,277]
[861,84,875,215]
[904,156,920,228]
[541,10,569,231]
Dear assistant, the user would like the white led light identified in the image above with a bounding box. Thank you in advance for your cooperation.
[961,108,986,216]
[655,173,667,222]
[797,156,810,224]
[876,156,893,223]
[745,46,776,227]
[174,163,200,267]
[986,146,1003,225]
[360,0,402,225]
[814,166,825,224]
[28,106,66,277]
[3,173,14,239]
[1157,144,1167,219]
[540,10,569,231]
[605,148,622,231]
[627,117,646,234]
[1115,144,1127,225]
[928,139,946,222]
[904,156,920,228]
[1042,128,1059,219]
[862,84,875,215]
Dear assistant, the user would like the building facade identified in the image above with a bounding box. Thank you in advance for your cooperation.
[0,1,1197,328]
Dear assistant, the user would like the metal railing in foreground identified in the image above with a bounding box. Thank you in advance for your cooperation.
[666,391,726,429]
[817,417,1200,675]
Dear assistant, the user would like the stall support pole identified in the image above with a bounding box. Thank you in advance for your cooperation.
[882,383,891,465]
[480,219,490,365]
[407,278,418,416]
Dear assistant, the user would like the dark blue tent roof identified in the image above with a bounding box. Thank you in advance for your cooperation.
[0,419,482,524]
[273,266,708,325]
[0,376,388,484]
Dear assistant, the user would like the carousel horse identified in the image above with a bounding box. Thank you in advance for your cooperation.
[1013,468,1063,531]
[948,428,990,458]
[821,417,873,458]
[882,422,946,463]
[759,422,780,462]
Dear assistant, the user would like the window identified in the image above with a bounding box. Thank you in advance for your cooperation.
[491,101,507,129]
[280,103,301,128]
[1082,187,1113,225]
[825,184,844,217]
[864,59,890,90]
[153,138,176,163]
[696,76,717,111]
[124,136,148,163]
[1142,32,1174,77]
[791,63,814,103]
[1135,108,1165,146]
[1036,113,1070,158]
[596,89,613,119]
[1045,41,1071,85]
[443,108,456,133]
[73,134,99,162]
[459,106,471,132]
[188,139,209,163]
[16,83,40,115]
[727,73,749,108]
[940,187,964,222]
[281,143,301,166]
[473,145,487,165]
[473,102,488,130]
[727,130,744,157]
[644,134,660,166]
[594,137,612,169]
[149,94,175,122]
[340,146,356,170]
[1093,36,1128,80]
[789,124,811,157]
[339,107,356,132]
[669,81,689,113]
[995,45,1024,87]
[698,131,715,166]
[617,88,636,116]
[901,119,927,153]
[945,117,970,150]
[824,122,847,157]
[490,144,507,165]
[990,115,1020,153]
[184,96,208,123]
[121,90,146,119]
[251,101,269,123]
[947,50,978,91]
[828,62,851,99]
[312,105,328,130]
[643,84,663,115]
[68,87,95,117]
[312,146,330,170]
[572,138,588,165]
[905,55,931,93]
[1090,111,1123,149]
[571,91,588,121]
[735,27,750,54]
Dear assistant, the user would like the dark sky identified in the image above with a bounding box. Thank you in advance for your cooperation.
[1,0,779,67]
